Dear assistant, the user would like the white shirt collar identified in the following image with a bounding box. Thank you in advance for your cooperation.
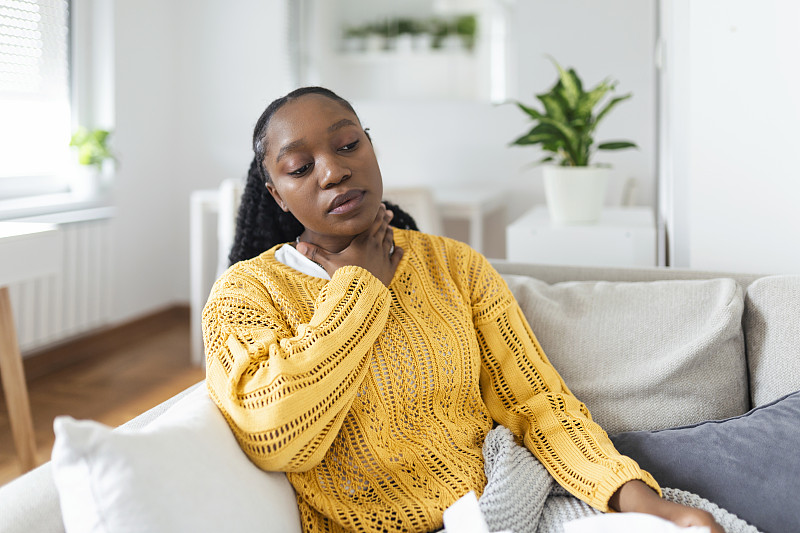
[274,243,331,280]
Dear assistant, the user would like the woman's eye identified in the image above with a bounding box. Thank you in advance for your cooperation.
[339,140,359,152]
[289,163,311,176]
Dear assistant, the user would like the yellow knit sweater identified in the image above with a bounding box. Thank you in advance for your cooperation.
[203,229,659,533]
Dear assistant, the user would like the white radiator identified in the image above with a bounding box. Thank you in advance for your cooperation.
[7,207,114,353]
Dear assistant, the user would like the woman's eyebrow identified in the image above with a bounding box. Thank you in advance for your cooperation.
[276,139,305,163]
[328,118,357,132]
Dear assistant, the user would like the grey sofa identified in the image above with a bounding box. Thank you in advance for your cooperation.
[1,262,798,533]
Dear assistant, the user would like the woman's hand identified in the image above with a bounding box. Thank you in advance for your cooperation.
[610,480,723,532]
[296,204,403,286]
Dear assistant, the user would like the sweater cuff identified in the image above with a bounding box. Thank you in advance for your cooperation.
[594,464,662,513]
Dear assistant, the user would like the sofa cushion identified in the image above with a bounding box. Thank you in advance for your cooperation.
[51,385,302,533]
[743,275,800,407]
[610,389,800,533]
[502,275,748,433]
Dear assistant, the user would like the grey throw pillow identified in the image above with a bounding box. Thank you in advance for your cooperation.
[611,390,800,533]
[502,275,748,433]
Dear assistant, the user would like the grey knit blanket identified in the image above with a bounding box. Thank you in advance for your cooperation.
[476,426,761,533]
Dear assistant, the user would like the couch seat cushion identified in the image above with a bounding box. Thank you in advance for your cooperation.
[502,275,748,433]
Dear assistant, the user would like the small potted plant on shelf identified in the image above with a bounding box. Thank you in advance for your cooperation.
[393,18,417,53]
[69,127,115,198]
[364,20,389,53]
[455,14,477,51]
[510,58,637,224]
[342,25,367,53]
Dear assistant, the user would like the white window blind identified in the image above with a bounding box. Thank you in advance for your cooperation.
[0,0,70,187]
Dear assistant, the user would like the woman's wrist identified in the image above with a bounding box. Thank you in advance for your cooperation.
[610,479,723,532]
[609,479,662,513]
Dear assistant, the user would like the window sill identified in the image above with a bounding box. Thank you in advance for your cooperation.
[0,191,113,221]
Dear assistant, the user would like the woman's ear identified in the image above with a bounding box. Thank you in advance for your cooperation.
[265,182,288,212]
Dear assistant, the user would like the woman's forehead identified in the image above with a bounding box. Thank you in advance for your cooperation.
[272,95,357,131]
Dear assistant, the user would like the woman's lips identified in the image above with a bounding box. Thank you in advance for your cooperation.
[328,190,365,214]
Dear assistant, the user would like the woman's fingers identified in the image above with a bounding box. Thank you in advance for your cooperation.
[295,241,333,274]
[369,203,393,239]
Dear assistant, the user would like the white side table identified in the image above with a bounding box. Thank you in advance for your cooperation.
[0,222,61,472]
[434,187,507,255]
[506,205,656,267]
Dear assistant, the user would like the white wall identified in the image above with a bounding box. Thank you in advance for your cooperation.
[111,0,182,323]
[110,0,291,323]
[663,0,800,274]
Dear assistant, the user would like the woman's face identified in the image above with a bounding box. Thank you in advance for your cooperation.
[263,94,383,250]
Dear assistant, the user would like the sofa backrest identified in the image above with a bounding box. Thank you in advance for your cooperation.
[493,262,800,430]
[742,275,800,407]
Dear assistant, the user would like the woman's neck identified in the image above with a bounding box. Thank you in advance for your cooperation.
[296,231,355,254]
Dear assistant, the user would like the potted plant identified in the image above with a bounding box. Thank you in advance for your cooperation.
[393,18,417,53]
[69,127,115,197]
[455,14,477,51]
[342,25,367,53]
[511,59,637,224]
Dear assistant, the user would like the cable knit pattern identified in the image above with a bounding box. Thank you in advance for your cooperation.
[203,229,659,533]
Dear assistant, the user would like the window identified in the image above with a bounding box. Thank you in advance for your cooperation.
[0,0,71,199]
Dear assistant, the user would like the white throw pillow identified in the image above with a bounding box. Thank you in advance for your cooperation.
[51,385,302,533]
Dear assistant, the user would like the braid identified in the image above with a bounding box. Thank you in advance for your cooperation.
[228,87,419,265]
[228,157,304,265]
[383,200,419,232]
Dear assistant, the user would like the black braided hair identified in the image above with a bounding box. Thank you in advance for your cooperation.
[228,87,418,265]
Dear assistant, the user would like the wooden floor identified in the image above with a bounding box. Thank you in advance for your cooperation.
[0,306,205,487]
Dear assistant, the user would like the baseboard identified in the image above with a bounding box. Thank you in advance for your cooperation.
[20,304,190,383]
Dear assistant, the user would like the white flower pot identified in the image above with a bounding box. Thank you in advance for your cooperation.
[364,34,386,53]
[542,166,611,225]
[69,165,101,199]
[412,33,433,51]
[393,34,414,53]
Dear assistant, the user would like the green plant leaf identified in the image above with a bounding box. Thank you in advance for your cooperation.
[537,92,567,124]
[535,117,581,164]
[514,101,543,120]
[548,57,580,109]
[510,131,560,146]
[527,122,561,136]
[597,141,638,150]
[595,93,632,127]
[567,68,583,95]
[70,127,115,169]
[575,79,612,121]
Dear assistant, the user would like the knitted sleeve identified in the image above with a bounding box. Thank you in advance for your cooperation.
[464,250,661,512]
[203,264,391,473]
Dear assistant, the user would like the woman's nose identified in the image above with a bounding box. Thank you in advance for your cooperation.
[318,155,350,189]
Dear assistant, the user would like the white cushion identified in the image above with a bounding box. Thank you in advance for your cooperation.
[503,275,748,433]
[51,385,301,533]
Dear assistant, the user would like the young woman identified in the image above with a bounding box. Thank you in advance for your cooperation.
[203,87,722,533]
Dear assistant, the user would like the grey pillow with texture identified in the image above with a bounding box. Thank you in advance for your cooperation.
[502,275,748,433]
[610,390,800,533]
[743,275,800,407]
